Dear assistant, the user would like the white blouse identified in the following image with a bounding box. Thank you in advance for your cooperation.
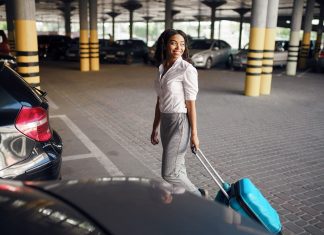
[154,57,198,113]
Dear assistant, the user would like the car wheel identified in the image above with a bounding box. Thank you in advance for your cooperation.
[205,58,212,69]
[126,54,133,64]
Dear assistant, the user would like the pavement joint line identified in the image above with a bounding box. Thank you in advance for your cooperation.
[63,153,94,161]
[47,96,59,110]
[50,114,124,176]
[297,68,312,78]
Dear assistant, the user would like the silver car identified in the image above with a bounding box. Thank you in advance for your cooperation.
[232,41,288,70]
[190,39,233,69]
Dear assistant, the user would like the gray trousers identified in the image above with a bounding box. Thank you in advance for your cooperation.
[160,113,200,196]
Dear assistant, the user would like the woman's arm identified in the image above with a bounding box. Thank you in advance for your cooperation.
[186,100,200,150]
[151,97,161,145]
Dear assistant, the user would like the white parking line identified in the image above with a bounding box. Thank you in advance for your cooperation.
[63,153,94,161]
[51,114,124,176]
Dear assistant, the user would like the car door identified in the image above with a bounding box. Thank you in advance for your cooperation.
[210,40,221,65]
[218,40,231,63]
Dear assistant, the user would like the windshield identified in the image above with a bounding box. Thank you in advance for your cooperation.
[190,40,212,50]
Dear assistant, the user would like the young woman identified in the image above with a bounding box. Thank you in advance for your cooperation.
[150,29,207,197]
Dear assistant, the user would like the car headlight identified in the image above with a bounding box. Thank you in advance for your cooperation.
[192,55,204,62]
[116,51,125,56]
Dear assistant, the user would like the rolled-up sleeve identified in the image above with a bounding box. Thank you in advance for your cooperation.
[183,65,198,100]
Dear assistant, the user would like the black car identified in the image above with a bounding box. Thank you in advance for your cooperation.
[104,39,149,64]
[38,35,72,60]
[65,38,114,62]
[0,62,62,180]
[0,53,17,70]
[0,177,270,235]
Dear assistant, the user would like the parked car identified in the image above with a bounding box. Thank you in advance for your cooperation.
[65,37,79,61]
[104,39,149,64]
[313,48,324,73]
[38,35,72,60]
[0,62,62,180]
[232,41,288,70]
[0,177,270,235]
[0,30,10,55]
[65,38,115,62]
[148,40,157,65]
[0,53,16,70]
[190,39,232,69]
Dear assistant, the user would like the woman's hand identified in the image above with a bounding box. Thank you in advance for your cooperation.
[151,129,159,145]
[190,134,200,151]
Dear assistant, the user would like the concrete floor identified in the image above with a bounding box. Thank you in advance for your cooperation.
[41,61,324,235]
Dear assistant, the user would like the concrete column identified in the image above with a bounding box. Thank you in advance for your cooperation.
[314,3,324,59]
[244,0,268,97]
[79,0,89,71]
[13,0,40,88]
[234,9,250,50]
[5,0,15,55]
[64,2,72,37]
[129,10,133,39]
[299,0,315,69]
[89,0,99,71]
[260,0,279,95]
[107,12,120,42]
[165,0,172,29]
[143,16,153,44]
[198,18,201,38]
[202,1,226,39]
[286,0,304,76]
[121,1,142,39]
[211,6,216,39]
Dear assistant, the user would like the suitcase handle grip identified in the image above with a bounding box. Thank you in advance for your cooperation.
[192,148,229,199]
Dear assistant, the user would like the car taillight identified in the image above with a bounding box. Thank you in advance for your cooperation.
[319,51,324,58]
[15,106,52,142]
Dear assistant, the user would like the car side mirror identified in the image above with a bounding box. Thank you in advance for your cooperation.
[213,46,219,51]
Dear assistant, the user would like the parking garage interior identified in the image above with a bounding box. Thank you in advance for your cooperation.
[0,0,324,234]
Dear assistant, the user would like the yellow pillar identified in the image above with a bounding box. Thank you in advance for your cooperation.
[5,0,15,56]
[89,0,99,71]
[80,29,90,71]
[298,32,311,69]
[244,0,268,97]
[90,30,99,71]
[298,0,315,70]
[260,28,276,95]
[245,27,265,97]
[13,0,40,88]
[79,0,89,72]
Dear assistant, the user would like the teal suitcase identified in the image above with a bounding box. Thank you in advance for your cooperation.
[193,149,282,234]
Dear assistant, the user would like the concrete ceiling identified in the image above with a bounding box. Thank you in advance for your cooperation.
[0,0,322,28]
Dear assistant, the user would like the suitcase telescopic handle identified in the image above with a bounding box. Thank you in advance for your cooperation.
[192,148,229,199]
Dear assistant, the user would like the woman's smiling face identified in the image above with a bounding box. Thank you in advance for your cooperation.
[166,34,185,61]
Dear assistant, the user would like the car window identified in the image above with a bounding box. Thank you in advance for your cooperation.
[219,41,230,49]
[275,41,288,52]
[190,40,213,50]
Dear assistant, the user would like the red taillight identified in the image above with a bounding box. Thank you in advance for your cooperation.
[319,51,324,58]
[15,106,52,142]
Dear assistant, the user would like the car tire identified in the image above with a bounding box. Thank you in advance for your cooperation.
[126,54,133,65]
[205,58,212,69]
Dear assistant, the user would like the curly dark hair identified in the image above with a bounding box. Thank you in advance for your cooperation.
[154,29,190,66]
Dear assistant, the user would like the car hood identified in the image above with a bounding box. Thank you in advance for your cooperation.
[13,177,270,235]
[235,49,248,57]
